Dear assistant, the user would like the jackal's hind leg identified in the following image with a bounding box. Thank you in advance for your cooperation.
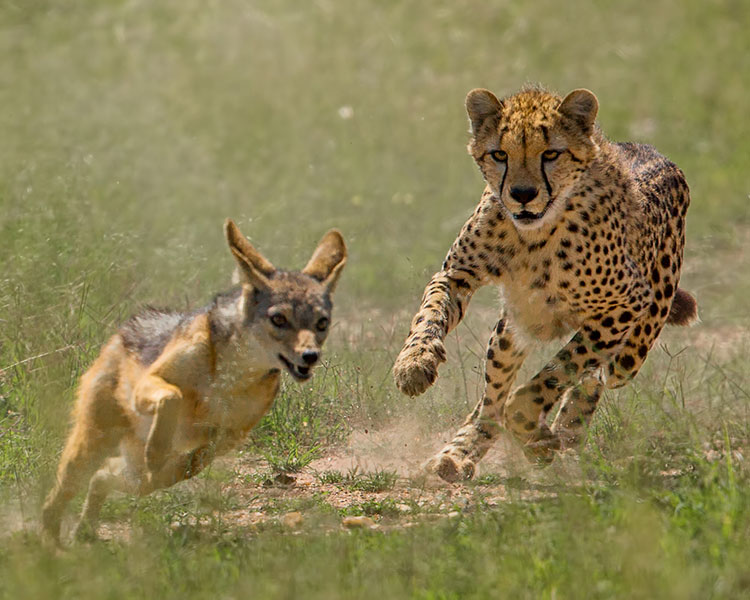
[73,442,216,541]
[41,424,123,545]
[73,455,136,542]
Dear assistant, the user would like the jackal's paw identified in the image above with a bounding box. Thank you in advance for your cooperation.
[393,338,447,397]
[145,442,169,473]
[424,452,475,483]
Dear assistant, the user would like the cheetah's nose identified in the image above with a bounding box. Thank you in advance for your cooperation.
[509,186,539,205]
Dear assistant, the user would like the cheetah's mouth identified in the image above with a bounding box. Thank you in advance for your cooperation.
[278,354,312,382]
[512,199,554,224]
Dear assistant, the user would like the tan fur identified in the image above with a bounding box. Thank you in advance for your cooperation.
[42,219,346,545]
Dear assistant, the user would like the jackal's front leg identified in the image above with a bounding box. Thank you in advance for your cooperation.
[145,426,244,492]
[134,375,184,473]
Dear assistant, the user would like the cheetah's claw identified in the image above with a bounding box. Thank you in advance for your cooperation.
[522,428,561,465]
[393,338,447,397]
[423,453,476,483]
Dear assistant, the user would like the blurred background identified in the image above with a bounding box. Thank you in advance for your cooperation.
[0,0,749,596]
[2,0,747,306]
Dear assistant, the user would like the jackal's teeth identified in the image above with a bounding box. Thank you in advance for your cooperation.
[278,354,312,382]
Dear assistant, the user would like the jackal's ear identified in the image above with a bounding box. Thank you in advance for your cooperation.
[303,229,347,292]
[466,89,503,135]
[224,219,276,290]
[558,89,598,134]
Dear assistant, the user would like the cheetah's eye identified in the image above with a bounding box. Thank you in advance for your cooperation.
[542,150,561,161]
[270,314,288,328]
[489,150,508,162]
[315,317,329,332]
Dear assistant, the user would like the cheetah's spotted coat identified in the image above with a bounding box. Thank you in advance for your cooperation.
[393,86,696,481]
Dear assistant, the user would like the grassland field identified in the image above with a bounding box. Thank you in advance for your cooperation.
[1,0,749,598]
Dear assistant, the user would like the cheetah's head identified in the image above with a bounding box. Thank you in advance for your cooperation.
[466,87,600,231]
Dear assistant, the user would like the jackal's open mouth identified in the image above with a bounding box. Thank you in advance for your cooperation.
[278,354,312,382]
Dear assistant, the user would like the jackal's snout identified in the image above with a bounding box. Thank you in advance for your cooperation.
[302,350,319,365]
[275,345,316,382]
[277,329,323,381]
[295,329,321,365]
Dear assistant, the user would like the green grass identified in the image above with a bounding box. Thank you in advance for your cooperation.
[316,467,400,492]
[2,449,749,599]
[1,0,750,598]
[248,364,350,473]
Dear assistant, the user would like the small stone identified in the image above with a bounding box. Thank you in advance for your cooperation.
[281,511,303,529]
[705,449,720,463]
[342,516,376,529]
[274,473,296,486]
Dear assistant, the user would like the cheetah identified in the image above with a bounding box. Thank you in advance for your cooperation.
[393,86,697,481]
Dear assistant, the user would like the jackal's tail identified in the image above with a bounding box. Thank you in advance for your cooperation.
[667,288,698,326]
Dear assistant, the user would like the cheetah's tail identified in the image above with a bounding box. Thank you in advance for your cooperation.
[666,288,698,326]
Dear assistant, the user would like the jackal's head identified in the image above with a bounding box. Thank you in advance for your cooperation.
[466,86,600,230]
[224,219,347,382]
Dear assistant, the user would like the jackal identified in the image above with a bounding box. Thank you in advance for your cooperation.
[41,219,346,544]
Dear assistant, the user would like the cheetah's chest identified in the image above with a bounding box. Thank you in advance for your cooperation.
[500,261,581,343]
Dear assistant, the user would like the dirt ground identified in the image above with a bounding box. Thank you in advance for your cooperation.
[4,323,746,544]
[114,422,581,541]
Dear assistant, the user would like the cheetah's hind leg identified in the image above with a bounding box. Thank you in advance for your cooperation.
[547,372,603,452]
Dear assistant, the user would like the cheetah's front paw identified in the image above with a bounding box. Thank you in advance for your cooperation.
[423,452,475,483]
[393,338,447,397]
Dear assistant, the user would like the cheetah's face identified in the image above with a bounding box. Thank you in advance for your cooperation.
[466,87,600,230]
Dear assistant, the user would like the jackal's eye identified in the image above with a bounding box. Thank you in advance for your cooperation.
[489,150,508,163]
[542,150,561,161]
[270,314,288,328]
[315,317,329,332]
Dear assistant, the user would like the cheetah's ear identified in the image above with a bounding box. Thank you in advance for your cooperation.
[558,89,599,134]
[224,218,275,291]
[466,89,503,135]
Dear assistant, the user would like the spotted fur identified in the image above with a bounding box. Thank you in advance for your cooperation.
[393,86,696,481]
